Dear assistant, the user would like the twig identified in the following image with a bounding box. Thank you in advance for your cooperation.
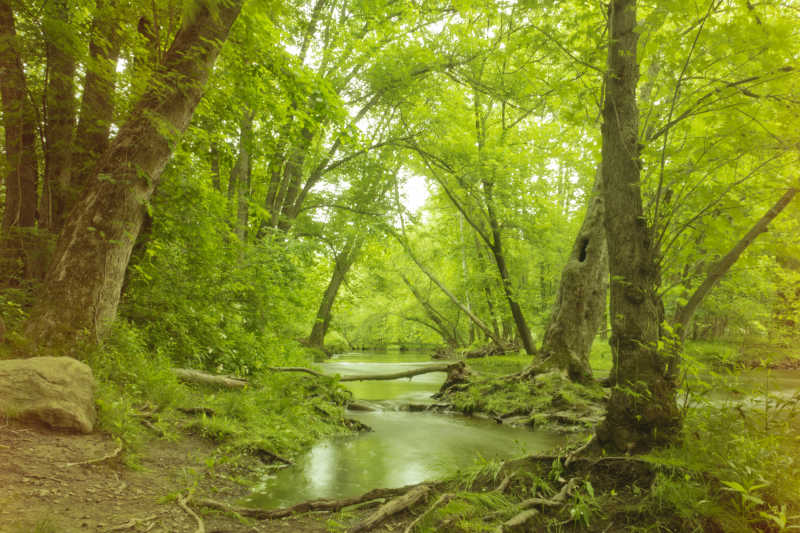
[61,444,122,468]
[178,496,205,533]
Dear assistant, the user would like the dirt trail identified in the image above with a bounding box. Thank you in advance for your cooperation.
[0,421,332,533]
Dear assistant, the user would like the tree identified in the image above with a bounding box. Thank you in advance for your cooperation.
[537,173,607,382]
[24,0,245,348]
[594,0,681,453]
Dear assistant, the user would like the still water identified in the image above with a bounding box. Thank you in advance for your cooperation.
[248,351,564,508]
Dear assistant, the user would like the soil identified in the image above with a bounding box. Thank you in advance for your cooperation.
[0,419,337,533]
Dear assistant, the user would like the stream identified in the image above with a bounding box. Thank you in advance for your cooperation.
[248,351,800,509]
[248,350,566,508]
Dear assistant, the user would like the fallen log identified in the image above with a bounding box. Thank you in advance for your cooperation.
[171,368,247,389]
[339,362,462,382]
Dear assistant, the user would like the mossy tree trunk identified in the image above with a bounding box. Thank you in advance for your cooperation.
[538,173,608,382]
[24,0,244,348]
[595,0,680,453]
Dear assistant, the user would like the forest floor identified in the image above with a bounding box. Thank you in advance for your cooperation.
[0,419,345,533]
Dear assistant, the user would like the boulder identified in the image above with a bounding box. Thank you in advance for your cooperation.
[0,356,96,433]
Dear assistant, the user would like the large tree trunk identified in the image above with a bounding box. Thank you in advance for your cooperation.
[538,173,608,382]
[308,237,363,349]
[24,0,244,348]
[0,0,39,285]
[674,186,798,339]
[595,0,680,453]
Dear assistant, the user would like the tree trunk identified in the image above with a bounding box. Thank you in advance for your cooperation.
[595,0,680,453]
[71,0,120,195]
[538,173,608,382]
[308,237,363,349]
[39,0,77,232]
[24,0,244,348]
[482,179,536,355]
[0,0,39,285]
[674,186,798,338]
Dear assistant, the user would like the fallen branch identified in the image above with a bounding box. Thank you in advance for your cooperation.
[196,483,438,519]
[172,368,247,389]
[349,484,433,533]
[178,496,205,533]
[264,366,327,378]
[61,444,122,468]
[339,362,462,382]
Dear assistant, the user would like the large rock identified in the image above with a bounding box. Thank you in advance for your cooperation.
[0,356,96,433]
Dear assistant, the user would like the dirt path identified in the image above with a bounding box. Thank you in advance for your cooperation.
[0,421,333,533]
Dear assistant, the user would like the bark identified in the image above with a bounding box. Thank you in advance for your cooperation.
[308,236,363,349]
[71,0,120,195]
[25,0,245,348]
[40,0,77,232]
[538,173,608,382]
[673,186,798,338]
[276,126,314,231]
[0,0,39,284]
[595,0,680,452]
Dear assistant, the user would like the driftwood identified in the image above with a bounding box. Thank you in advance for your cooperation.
[196,483,434,520]
[349,484,433,533]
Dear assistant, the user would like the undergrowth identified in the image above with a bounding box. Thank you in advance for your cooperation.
[88,321,358,463]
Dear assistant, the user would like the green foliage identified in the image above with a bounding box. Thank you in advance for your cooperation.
[122,167,319,374]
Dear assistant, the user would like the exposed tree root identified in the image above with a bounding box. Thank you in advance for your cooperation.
[178,496,205,533]
[403,492,455,533]
[349,484,433,533]
[196,482,441,520]
[494,477,578,532]
[107,514,157,531]
[61,444,122,468]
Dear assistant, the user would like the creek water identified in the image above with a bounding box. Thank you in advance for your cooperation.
[248,350,565,508]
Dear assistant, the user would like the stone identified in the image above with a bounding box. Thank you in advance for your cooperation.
[0,356,96,433]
